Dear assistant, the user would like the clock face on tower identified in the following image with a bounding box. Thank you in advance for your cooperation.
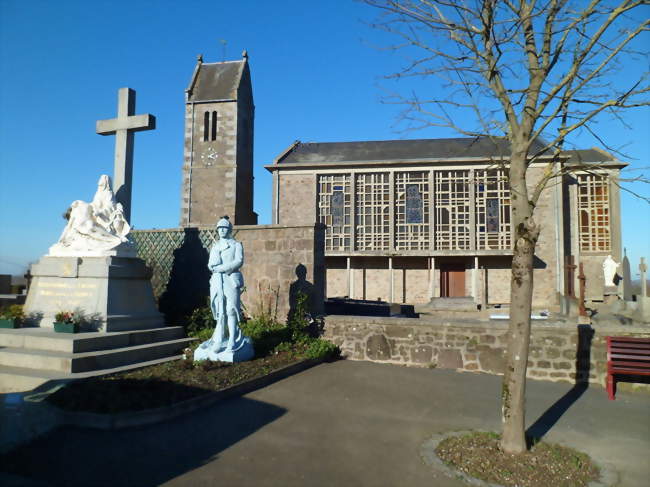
[200,148,219,167]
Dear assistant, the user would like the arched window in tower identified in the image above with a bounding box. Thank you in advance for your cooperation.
[211,111,218,141]
[203,111,210,142]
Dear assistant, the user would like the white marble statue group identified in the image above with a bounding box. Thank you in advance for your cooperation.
[49,175,134,257]
[193,216,254,362]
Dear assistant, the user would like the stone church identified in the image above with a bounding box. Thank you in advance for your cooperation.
[181,53,625,310]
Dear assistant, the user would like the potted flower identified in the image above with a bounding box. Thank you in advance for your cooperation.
[0,305,24,329]
[54,310,82,333]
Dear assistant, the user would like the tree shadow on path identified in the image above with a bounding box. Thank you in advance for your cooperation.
[525,324,594,447]
[0,397,286,486]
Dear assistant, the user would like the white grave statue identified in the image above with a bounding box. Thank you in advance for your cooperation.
[48,175,135,257]
[24,87,162,333]
[602,255,620,288]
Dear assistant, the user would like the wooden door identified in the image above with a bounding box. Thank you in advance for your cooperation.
[440,264,466,297]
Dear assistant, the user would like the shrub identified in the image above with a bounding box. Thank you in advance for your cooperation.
[241,314,290,357]
[287,291,311,342]
[185,305,215,335]
[303,338,340,360]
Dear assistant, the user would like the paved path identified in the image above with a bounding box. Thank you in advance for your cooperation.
[1,360,649,486]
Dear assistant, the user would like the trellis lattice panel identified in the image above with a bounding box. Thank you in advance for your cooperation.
[577,174,610,252]
[355,172,390,251]
[395,172,430,250]
[317,174,352,251]
[475,169,511,250]
[434,170,471,250]
[131,229,213,297]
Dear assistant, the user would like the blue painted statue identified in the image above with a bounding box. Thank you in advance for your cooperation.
[194,216,254,362]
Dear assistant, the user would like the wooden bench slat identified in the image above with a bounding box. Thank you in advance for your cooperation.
[610,361,650,369]
[610,354,650,361]
[610,350,650,356]
[610,368,650,375]
[610,345,650,352]
[608,337,650,343]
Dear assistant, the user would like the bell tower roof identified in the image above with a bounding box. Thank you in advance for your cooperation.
[186,53,249,102]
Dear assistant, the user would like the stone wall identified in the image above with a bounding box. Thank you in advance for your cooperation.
[235,224,325,320]
[323,315,650,392]
[277,172,317,225]
[132,224,325,323]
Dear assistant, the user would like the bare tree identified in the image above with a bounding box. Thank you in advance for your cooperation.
[365,0,649,454]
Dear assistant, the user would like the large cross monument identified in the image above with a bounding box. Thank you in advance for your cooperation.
[96,87,155,222]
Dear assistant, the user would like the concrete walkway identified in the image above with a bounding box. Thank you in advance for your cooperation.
[1,360,649,486]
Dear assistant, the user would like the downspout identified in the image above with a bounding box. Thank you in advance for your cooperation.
[554,159,564,304]
[275,170,280,224]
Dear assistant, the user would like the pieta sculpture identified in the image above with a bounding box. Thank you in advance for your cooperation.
[194,216,254,362]
[49,175,135,257]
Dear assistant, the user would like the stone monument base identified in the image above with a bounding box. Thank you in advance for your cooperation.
[23,255,164,332]
[193,336,254,363]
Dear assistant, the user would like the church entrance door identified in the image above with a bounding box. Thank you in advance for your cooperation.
[440,264,466,297]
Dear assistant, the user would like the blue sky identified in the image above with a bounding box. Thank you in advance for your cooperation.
[1,0,648,278]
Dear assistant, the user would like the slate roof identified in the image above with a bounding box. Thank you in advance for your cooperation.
[276,137,549,164]
[187,60,246,101]
[564,148,617,164]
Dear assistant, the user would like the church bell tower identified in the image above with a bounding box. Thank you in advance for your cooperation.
[180,51,257,226]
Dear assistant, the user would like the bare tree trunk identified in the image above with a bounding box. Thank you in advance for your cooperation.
[500,152,540,454]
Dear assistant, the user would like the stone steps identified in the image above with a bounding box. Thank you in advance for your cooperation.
[0,337,193,373]
[0,326,194,393]
[0,327,185,353]
[0,355,183,393]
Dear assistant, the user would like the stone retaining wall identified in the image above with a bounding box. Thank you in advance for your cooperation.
[323,316,650,392]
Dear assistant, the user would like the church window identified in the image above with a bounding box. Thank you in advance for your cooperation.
[395,172,429,250]
[577,174,610,252]
[318,174,351,251]
[434,171,471,250]
[203,111,210,141]
[355,172,390,251]
[211,111,218,141]
[203,111,218,141]
[475,170,511,249]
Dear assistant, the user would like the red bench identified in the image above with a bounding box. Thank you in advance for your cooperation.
[606,336,650,400]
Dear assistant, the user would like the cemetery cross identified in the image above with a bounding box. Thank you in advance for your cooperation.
[96,88,156,223]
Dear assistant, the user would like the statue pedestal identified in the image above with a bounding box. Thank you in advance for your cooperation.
[194,336,254,363]
[23,255,164,332]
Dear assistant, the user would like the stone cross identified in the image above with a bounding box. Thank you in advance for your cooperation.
[96,88,155,223]
[640,257,648,297]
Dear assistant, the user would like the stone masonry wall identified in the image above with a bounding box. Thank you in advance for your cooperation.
[235,224,325,320]
[323,316,650,392]
[133,224,325,323]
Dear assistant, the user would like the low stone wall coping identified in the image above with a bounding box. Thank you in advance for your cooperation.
[325,314,650,334]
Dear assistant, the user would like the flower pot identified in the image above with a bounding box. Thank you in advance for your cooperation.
[54,322,79,333]
[0,318,19,329]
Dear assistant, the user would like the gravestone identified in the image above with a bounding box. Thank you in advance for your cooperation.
[23,88,162,331]
[635,258,650,323]
[622,252,633,302]
[640,258,648,298]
